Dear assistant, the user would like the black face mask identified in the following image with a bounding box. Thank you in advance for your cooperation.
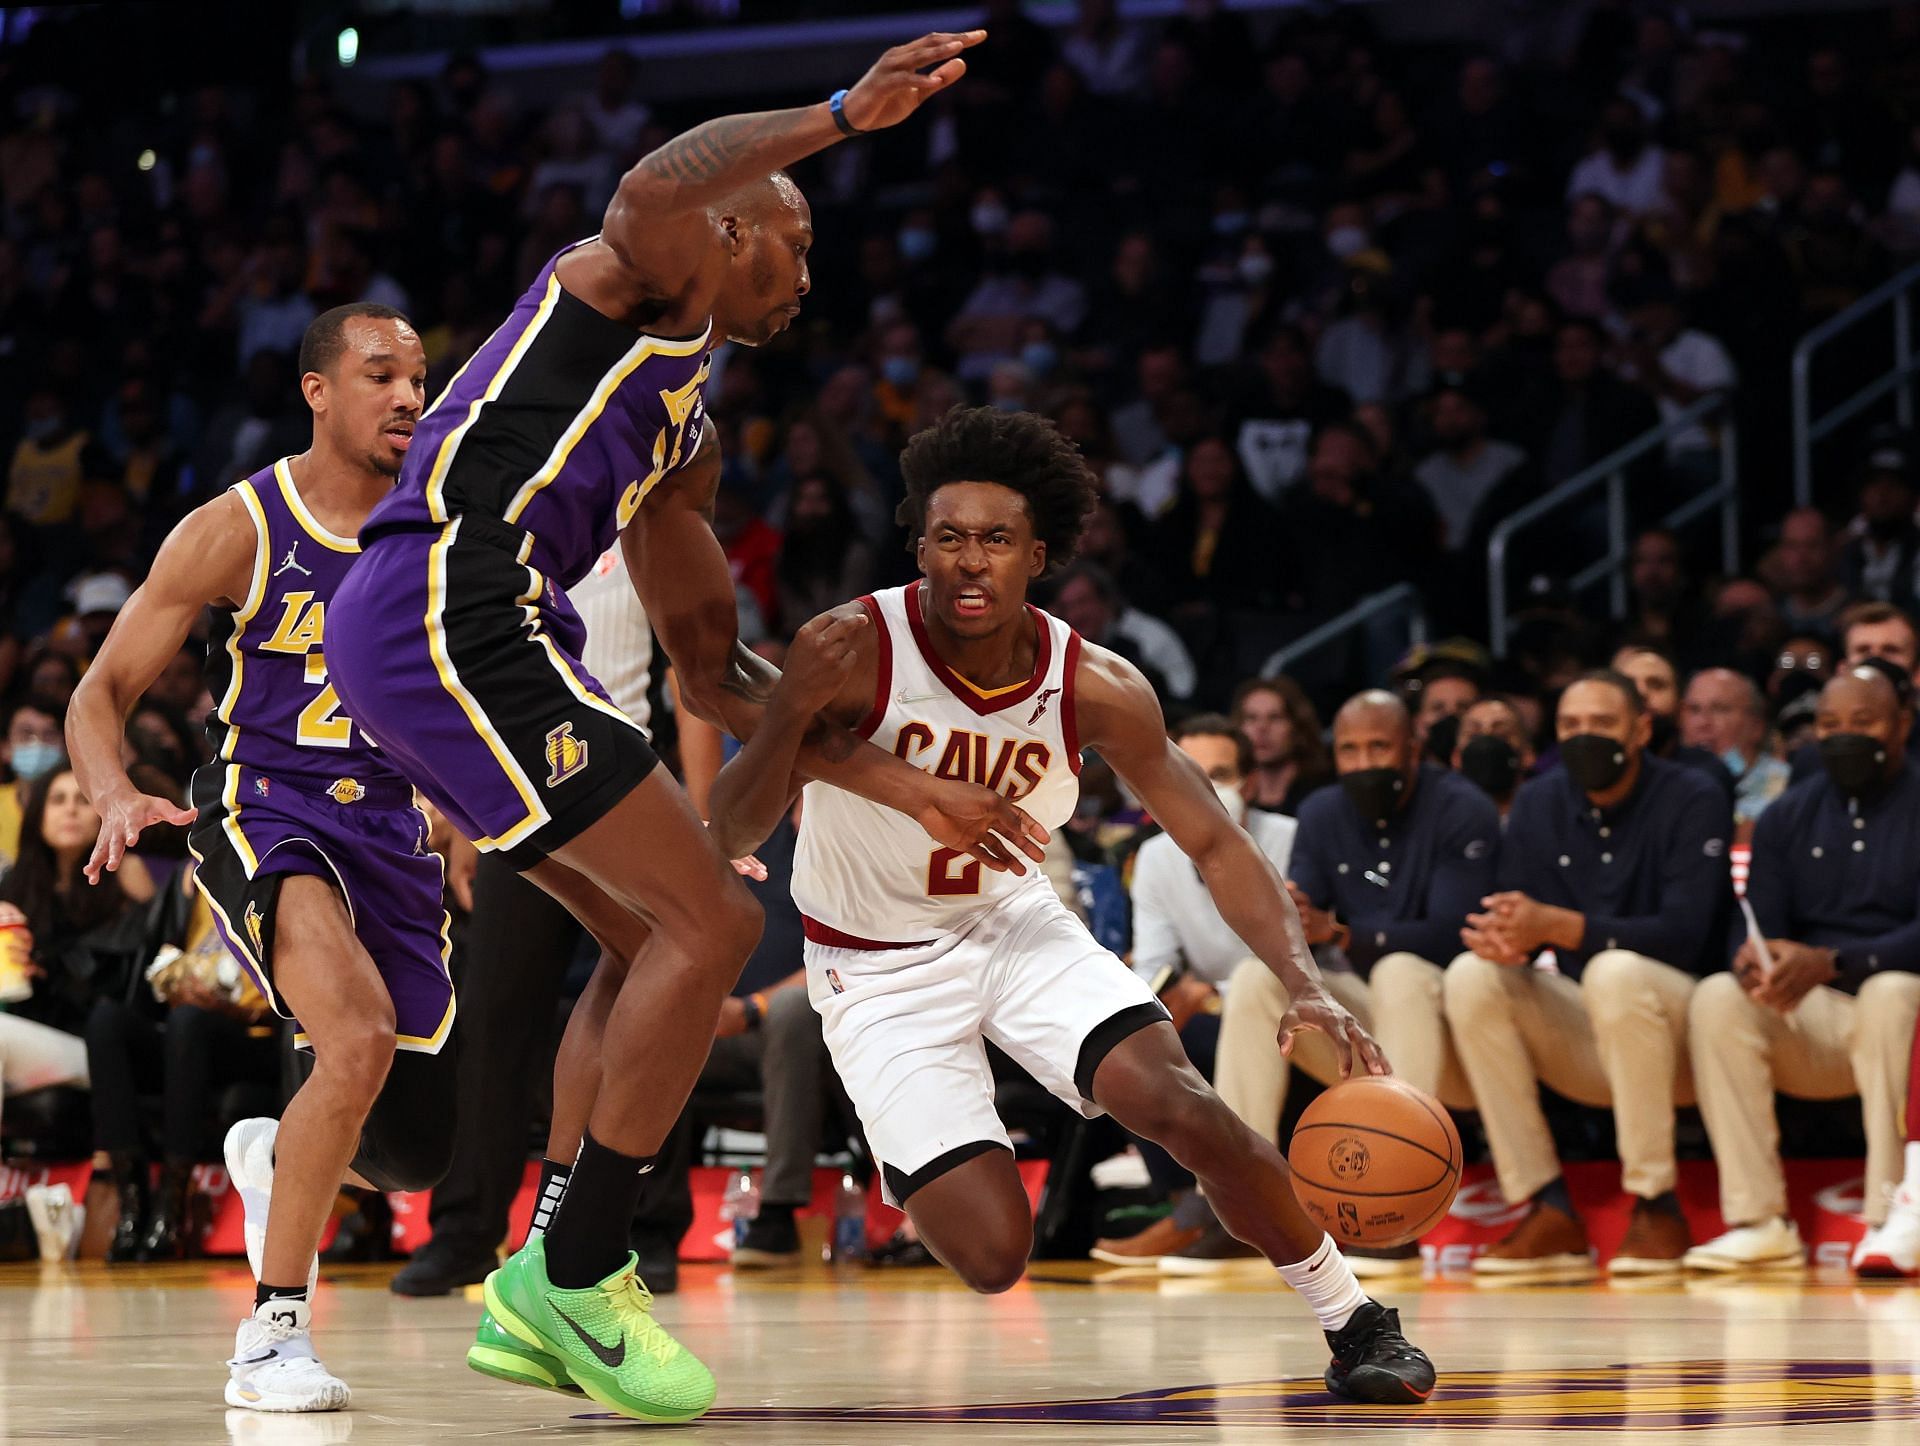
[1819,733,1889,797]
[1560,733,1632,793]
[1867,512,1910,542]
[1460,736,1520,799]
[1340,766,1406,824]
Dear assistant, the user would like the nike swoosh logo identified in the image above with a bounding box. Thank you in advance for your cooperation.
[237,1349,279,1365]
[896,690,944,704]
[553,1303,626,1368]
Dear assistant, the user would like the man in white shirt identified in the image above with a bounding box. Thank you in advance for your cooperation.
[1052,562,1197,704]
[1566,98,1666,217]
[1617,281,1735,460]
[1091,715,1295,1266]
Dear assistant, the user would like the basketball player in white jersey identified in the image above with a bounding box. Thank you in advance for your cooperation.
[707,407,1436,1403]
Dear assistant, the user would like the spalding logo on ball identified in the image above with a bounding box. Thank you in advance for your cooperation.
[1286,1076,1463,1249]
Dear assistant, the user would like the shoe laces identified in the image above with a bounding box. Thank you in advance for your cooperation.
[604,1271,680,1368]
[1336,1306,1424,1365]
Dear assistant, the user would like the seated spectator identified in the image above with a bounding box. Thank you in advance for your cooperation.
[0,696,65,869]
[1224,325,1351,505]
[629,814,838,1276]
[1682,668,1791,831]
[1567,97,1667,217]
[0,765,157,1254]
[1089,715,1294,1266]
[1615,275,1736,462]
[773,475,876,637]
[1546,193,1620,321]
[1446,670,1732,1280]
[1617,528,1714,663]
[1836,432,1920,604]
[1051,562,1195,705]
[8,388,89,530]
[1276,422,1437,617]
[1453,696,1536,819]
[1188,690,1489,1276]
[1147,433,1285,617]
[945,211,1086,383]
[1613,644,1737,793]
[1686,669,1920,1276]
[1526,318,1660,491]
[1412,379,1530,554]
[1405,660,1481,755]
[1230,676,1331,816]
[84,867,278,1262]
[1767,507,1850,637]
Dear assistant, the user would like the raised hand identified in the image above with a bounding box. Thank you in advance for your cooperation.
[1279,985,1391,1079]
[914,776,1049,875]
[86,789,196,884]
[841,30,986,132]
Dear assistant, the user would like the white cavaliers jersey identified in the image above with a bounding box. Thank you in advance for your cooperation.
[792,583,1084,942]
[569,548,653,736]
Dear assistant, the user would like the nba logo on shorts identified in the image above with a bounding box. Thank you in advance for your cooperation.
[253,776,270,797]
[826,967,845,995]
[544,723,589,787]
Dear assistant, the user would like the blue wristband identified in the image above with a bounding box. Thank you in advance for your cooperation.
[829,89,861,137]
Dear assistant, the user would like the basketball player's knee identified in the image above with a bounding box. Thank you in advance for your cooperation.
[696,878,763,970]
[951,1227,1032,1294]
[324,1019,397,1103]
[1121,1064,1234,1158]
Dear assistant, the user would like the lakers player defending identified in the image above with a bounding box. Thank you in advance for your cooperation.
[710,408,1437,1403]
[67,306,457,1413]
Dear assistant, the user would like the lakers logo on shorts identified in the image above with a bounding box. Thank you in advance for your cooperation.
[242,902,266,959]
[327,778,367,805]
[545,723,590,787]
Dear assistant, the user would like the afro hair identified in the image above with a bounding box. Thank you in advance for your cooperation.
[895,406,1097,573]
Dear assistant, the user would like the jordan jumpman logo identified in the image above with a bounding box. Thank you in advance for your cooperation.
[274,542,311,578]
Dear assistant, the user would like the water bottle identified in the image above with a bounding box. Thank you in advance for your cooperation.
[828,1172,866,1264]
[720,1169,760,1247]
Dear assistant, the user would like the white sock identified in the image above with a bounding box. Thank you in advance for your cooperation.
[1274,1234,1369,1332]
[1904,1141,1920,1193]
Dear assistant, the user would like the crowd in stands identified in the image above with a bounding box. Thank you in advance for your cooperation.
[1,0,1918,1280]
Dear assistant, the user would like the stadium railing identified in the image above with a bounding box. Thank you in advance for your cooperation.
[1259,581,1427,680]
[1487,391,1739,656]
[1792,256,1920,509]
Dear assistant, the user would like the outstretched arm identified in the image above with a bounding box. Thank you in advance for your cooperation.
[69,493,257,880]
[598,31,983,304]
[1074,642,1388,1078]
[625,441,1045,872]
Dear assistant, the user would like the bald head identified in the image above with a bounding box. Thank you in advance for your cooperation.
[1815,666,1909,788]
[1332,689,1415,781]
[1682,667,1766,757]
[718,170,804,225]
[1822,667,1899,723]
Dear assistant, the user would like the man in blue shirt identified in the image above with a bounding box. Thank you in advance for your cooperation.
[1686,669,1920,1276]
[1180,691,1493,1279]
[1445,670,1732,1280]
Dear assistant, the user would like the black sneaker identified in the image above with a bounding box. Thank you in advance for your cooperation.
[867,1228,937,1268]
[732,1204,802,1268]
[390,1238,496,1297]
[1324,1299,1436,1403]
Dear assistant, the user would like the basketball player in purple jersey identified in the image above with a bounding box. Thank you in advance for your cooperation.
[324,30,1036,1422]
[69,306,453,1414]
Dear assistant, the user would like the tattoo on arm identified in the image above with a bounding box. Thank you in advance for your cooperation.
[643,107,828,197]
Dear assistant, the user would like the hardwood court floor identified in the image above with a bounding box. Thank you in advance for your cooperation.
[2,1258,1916,1444]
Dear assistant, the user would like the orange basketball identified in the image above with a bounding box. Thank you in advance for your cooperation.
[1286,1076,1463,1248]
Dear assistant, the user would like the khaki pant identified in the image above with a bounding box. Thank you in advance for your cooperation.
[1444,950,1696,1205]
[1689,970,1920,1228]
[1214,953,1473,1145]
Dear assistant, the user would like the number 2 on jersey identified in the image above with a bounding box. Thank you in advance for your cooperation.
[926,846,982,897]
[297,652,354,747]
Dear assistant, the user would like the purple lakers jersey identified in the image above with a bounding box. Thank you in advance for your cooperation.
[362,240,712,589]
[203,459,405,795]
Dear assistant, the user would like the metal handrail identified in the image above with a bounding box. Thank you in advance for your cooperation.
[1792,257,1920,508]
[1260,582,1426,678]
[1488,391,1738,656]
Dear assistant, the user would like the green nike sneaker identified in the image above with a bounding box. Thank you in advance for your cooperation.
[466,1304,581,1396]
[483,1237,715,1423]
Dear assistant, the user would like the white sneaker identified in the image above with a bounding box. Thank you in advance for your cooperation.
[225,1297,350,1412]
[224,1118,317,1296]
[25,1183,78,1263]
[1683,1217,1806,1274]
[1852,1185,1920,1279]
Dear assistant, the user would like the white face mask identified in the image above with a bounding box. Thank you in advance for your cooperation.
[1212,780,1246,821]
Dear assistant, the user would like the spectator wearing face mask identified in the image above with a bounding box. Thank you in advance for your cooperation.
[0,697,65,871]
[1687,668,1920,1277]
[1613,644,1738,796]
[1090,715,1295,1268]
[1681,668,1792,832]
[1171,691,1489,1278]
[1446,670,1732,1281]
[1413,379,1532,556]
[1454,697,1537,820]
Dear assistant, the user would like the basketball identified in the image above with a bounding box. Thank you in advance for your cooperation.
[1286,1076,1463,1249]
